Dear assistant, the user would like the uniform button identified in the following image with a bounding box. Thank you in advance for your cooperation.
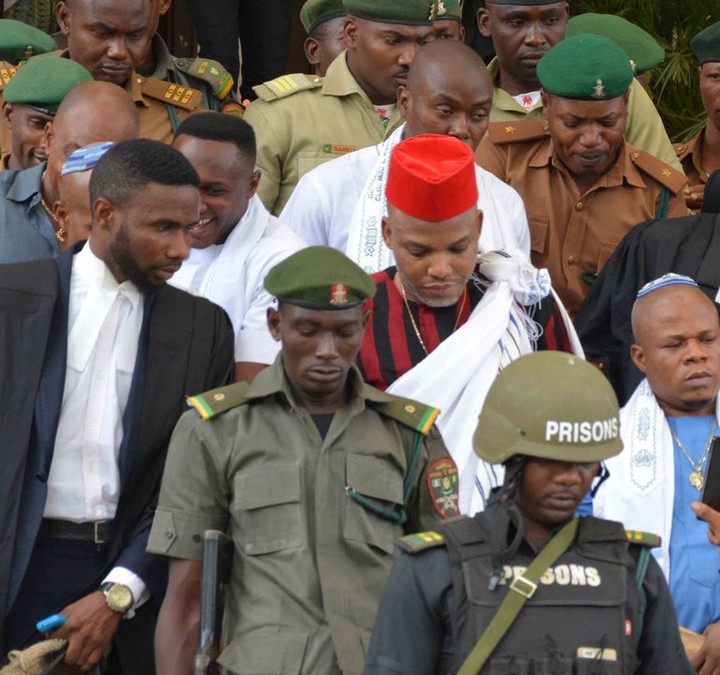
[568,256,576,265]
[575,202,583,211]
[404,404,416,413]
[632,152,639,159]
[164,529,175,539]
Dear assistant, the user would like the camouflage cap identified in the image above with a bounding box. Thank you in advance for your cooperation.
[301,0,346,34]
[342,0,435,25]
[537,34,633,100]
[0,19,57,64]
[567,13,665,75]
[691,21,720,65]
[473,352,622,465]
[264,246,376,309]
[4,57,93,115]
[433,0,462,23]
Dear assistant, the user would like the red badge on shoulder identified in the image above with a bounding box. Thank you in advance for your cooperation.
[427,458,460,519]
[330,283,348,305]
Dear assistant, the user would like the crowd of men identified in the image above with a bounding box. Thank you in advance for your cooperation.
[0,0,720,673]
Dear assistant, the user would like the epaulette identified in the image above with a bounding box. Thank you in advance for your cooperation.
[673,140,693,162]
[371,399,440,436]
[630,149,687,193]
[187,382,251,420]
[625,529,661,548]
[252,73,323,102]
[171,56,234,101]
[397,530,445,554]
[140,75,203,111]
[0,62,18,91]
[487,119,547,145]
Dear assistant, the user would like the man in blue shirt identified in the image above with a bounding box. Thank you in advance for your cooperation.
[592,273,720,671]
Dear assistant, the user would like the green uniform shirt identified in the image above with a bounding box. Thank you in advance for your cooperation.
[486,58,684,173]
[244,52,403,215]
[148,358,457,675]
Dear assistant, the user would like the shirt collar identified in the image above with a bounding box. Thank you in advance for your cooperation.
[5,161,45,204]
[321,51,369,101]
[75,239,142,307]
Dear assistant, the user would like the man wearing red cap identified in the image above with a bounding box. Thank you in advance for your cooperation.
[356,133,579,514]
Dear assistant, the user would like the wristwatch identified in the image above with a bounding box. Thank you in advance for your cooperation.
[101,582,134,614]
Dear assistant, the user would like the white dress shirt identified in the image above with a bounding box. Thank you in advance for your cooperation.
[44,242,148,608]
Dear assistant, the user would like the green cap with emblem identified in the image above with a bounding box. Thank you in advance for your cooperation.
[0,19,57,63]
[473,351,622,465]
[4,56,93,115]
[264,245,376,309]
[537,33,633,100]
[691,21,720,65]
[567,13,665,75]
[433,0,461,22]
[342,0,434,25]
[301,0,346,34]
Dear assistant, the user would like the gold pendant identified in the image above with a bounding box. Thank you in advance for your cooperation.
[690,471,704,491]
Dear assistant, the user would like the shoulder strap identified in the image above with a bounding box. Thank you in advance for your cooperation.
[487,119,547,145]
[140,76,203,110]
[457,517,580,675]
[252,73,322,102]
[186,382,251,420]
[631,149,687,194]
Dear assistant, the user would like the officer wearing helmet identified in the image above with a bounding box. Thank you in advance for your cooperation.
[363,351,694,674]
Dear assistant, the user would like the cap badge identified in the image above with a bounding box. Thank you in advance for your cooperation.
[591,78,606,99]
[330,282,349,305]
[428,1,436,21]
[436,0,447,17]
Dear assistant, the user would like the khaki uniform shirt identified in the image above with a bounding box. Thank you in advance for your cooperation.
[675,127,716,188]
[243,52,403,215]
[486,59,684,173]
[477,120,688,315]
[148,359,458,675]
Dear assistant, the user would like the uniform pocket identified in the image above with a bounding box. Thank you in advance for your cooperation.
[233,464,302,555]
[218,631,308,675]
[297,151,335,178]
[344,454,403,554]
[528,215,549,255]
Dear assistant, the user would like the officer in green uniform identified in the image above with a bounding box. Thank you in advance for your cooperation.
[148,246,460,675]
[0,19,64,169]
[301,0,348,78]
[476,0,683,172]
[244,0,437,214]
[364,351,695,674]
[433,0,464,41]
[1,57,92,171]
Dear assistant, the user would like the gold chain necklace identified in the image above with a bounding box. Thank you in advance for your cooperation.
[39,171,66,243]
[669,419,717,490]
[398,279,467,356]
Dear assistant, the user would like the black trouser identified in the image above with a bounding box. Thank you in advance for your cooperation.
[4,526,156,674]
[183,0,293,99]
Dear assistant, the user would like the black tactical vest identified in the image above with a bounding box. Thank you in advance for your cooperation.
[440,515,645,675]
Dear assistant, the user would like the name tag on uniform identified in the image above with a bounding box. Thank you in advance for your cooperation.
[577,647,617,661]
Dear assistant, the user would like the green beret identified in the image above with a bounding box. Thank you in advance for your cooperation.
[537,34,633,100]
[342,0,434,25]
[0,19,57,63]
[301,0,346,34]
[264,246,376,309]
[434,0,462,23]
[567,14,665,74]
[691,21,720,65]
[4,57,93,115]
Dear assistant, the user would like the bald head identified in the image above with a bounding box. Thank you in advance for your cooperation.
[399,40,493,150]
[44,81,139,199]
[630,284,720,416]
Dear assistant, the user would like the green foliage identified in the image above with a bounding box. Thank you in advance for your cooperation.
[572,0,719,141]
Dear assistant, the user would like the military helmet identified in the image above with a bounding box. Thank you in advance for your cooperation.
[473,352,622,464]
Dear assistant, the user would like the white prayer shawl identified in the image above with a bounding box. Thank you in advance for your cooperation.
[595,380,720,581]
[386,251,582,515]
[345,125,520,273]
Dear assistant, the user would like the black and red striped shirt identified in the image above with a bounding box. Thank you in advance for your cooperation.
[357,267,573,391]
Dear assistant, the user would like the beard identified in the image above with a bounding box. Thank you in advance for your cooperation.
[107,223,158,294]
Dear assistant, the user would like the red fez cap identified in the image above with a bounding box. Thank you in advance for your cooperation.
[386,134,478,221]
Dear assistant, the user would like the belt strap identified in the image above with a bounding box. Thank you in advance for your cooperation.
[42,519,114,544]
[457,517,579,675]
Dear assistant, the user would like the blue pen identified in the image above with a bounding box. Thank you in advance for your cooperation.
[36,613,67,633]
